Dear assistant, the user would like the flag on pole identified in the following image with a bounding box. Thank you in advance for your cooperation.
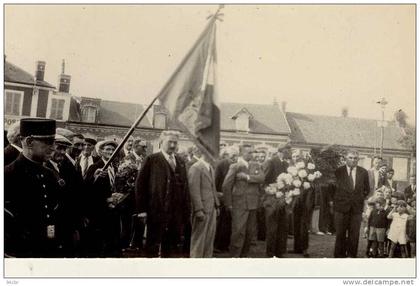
[158,16,220,160]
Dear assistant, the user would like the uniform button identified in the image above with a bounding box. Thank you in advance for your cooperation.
[44,205,48,209]
[42,184,46,188]
[40,174,44,178]
[44,195,47,198]
[46,214,50,218]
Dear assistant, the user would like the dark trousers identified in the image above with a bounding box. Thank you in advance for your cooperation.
[144,223,188,258]
[214,206,232,251]
[334,210,362,258]
[257,206,266,241]
[293,199,310,252]
[265,204,288,257]
[319,186,334,233]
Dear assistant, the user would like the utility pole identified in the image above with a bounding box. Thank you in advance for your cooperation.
[377,97,388,158]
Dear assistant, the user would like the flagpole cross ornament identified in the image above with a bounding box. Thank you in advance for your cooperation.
[101,6,224,170]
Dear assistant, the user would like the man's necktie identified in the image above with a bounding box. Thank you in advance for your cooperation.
[82,156,89,176]
[108,165,115,187]
[168,155,176,171]
[349,167,354,190]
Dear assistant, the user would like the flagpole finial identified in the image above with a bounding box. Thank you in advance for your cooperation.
[207,5,225,21]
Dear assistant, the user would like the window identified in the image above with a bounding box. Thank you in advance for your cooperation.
[82,106,97,123]
[235,113,249,132]
[5,90,23,116]
[392,157,408,181]
[154,113,166,129]
[50,98,65,120]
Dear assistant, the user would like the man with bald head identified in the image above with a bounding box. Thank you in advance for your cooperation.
[135,130,191,257]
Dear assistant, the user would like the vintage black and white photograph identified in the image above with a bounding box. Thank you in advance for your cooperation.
[2,3,416,278]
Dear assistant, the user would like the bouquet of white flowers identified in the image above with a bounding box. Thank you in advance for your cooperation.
[265,160,322,206]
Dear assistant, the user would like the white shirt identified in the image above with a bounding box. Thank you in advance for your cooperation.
[161,150,176,168]
[346,165,356,189]
[65,153,76,166]
[11,143,22,153]
[79,154,94,176]
[49,160,60,173]
[133,151,142,161]
[373,169,380,188]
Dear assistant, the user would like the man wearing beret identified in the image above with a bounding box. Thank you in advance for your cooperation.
[5,118,63,257]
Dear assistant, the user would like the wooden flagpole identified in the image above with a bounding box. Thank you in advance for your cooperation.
[102,6,224,170]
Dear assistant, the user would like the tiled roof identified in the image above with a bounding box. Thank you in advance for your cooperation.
[4,61,55,89]
[220,102,291,134]
[97,100,152,128]
[286,112,408,151]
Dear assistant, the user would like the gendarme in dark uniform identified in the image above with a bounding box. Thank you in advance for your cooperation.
[4,118,63,258]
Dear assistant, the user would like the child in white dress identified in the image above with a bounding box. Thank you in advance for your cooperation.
[387,200,414,258]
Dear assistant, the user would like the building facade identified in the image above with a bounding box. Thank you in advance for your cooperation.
[4,59,413,184]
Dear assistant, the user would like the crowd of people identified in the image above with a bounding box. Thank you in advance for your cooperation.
[4,118,416,259]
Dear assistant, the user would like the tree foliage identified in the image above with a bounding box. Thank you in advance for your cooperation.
[310,145,346,185]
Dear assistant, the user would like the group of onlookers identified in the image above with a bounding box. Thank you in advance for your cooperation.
[362,157,416,258]
[4,118,416,259]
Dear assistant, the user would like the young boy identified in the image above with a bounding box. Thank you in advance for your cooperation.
[368,197,388,257]
[364,197,376,257]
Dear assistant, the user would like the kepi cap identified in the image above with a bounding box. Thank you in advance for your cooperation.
[20,118,55,138]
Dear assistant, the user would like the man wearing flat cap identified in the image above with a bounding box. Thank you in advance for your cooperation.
[5,118,64,257]
[84,140,121,257]
[44,134,83,257]
[135,130,191,257]
[76,137,98,178]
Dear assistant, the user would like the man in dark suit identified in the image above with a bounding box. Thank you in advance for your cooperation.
[404,175,416,203]
[333,149,370,258]
[262,144,289,257]
[214,146,239,252]
[84,140,120,257]
[222,144,265,257]
[4,118,63,258]
[135,130,191,258]
[76,137,98,178]
[4,121,22,166]
[383,168,398,192]
[44,134,84,257]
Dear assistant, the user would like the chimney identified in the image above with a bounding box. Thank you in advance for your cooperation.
[35,61,46,81]
[58,59,71,93]
[341,107,348,117]
[273,97,279,108]
[281,101,287,112]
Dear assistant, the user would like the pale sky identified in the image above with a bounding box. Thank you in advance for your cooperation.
[5,4,415,123]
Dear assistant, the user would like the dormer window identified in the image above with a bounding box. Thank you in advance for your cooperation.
[231,108,253,133]
[82,105,97,123]
[154,112,167,129]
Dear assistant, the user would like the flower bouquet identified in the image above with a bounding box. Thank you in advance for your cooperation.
[265,161,322,207]
[108,159,139,209]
